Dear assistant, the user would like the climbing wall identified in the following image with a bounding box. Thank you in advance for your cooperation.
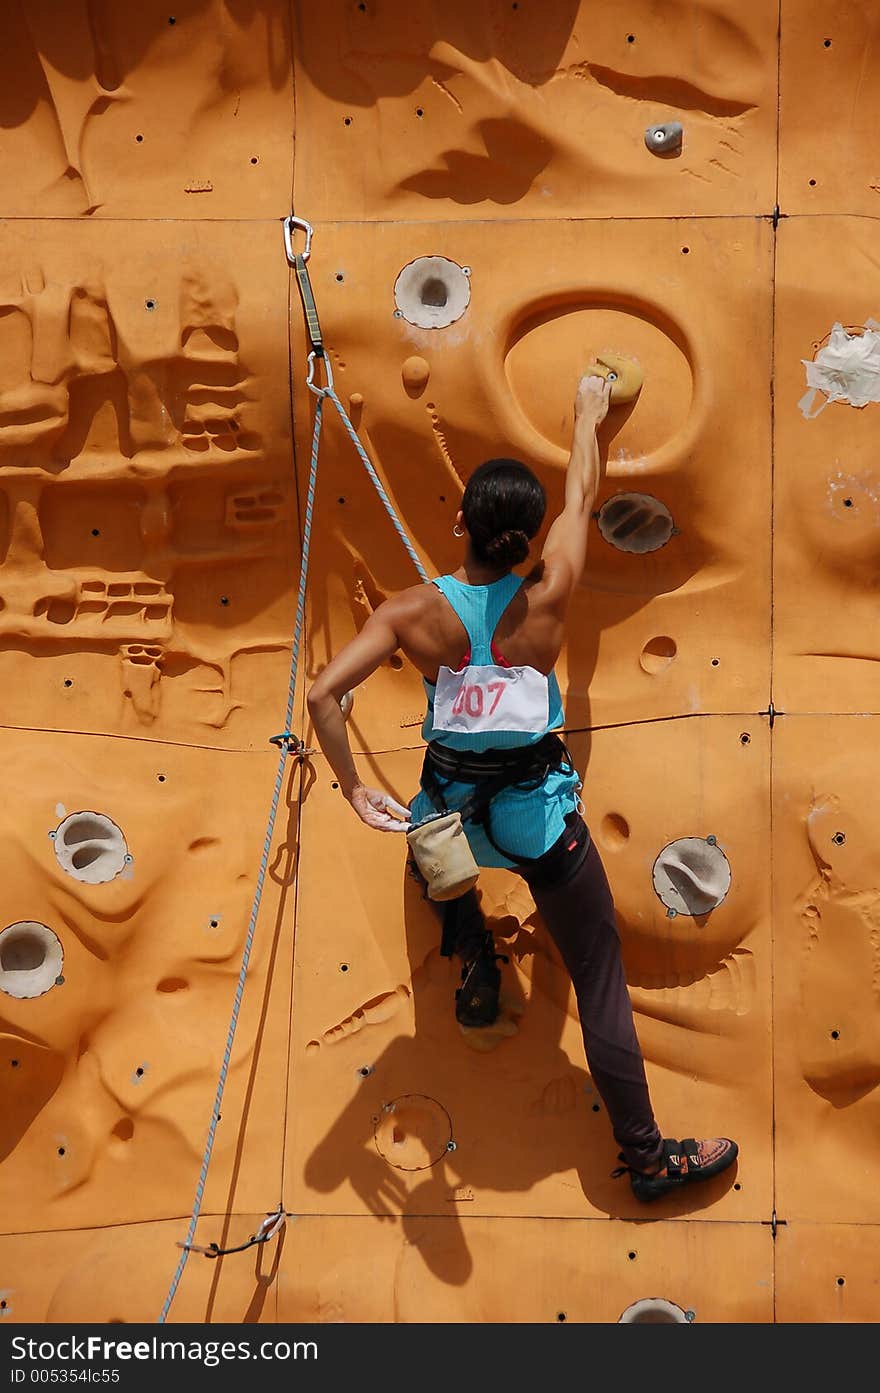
[1,0,879,1325]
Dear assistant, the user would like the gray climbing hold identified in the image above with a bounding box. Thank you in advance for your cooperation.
[645,122,683,156]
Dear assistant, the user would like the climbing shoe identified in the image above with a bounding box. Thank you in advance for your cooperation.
[454,933,509,1028]
[612,1137,738,1203]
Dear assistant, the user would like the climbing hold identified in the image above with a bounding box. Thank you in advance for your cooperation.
[619,1297,692,1323]
[645,122,683,156]
[592,352,644,404]
[0,922,64,1000]
[52,811,129,885]
[401,355,430,395]
[393,257,471,329]
[652,837,732,917]
[339,690,354,720]
[596,493,674,554]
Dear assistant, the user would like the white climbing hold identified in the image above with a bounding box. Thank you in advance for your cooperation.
[800,320,880,418]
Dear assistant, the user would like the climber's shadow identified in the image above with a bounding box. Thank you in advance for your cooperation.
[304,830,712,1286]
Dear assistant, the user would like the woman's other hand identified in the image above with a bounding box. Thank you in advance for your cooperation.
[347,784,412,832]
[574,371,612,428]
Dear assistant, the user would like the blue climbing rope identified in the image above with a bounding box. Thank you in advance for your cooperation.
[159,217,428,1322]
[325,387,428,583]
[158,396,324,1324]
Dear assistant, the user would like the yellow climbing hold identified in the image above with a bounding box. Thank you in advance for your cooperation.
[592,352,644,404]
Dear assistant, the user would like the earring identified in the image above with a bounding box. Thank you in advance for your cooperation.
[453,523,465,538]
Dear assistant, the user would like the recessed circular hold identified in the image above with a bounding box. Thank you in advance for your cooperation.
[52,811,129,885]
[0,922,63,1000]
[597,493,674,554]
[619,1297,691,1324]
[645,122,683,156]
[393,257,471,329]
[373,1093,453,1171]
[652,837,731,917]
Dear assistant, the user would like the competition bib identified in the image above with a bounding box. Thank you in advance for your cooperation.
[433,663,550,735]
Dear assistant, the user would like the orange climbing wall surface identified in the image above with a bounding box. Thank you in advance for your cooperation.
[1,0,879,1326]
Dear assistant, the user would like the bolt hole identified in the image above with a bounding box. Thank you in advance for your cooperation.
[439,495,446,502]
[627,1250,637,1261]
[734,1182,742,1191]
[58,1147,65,1156]
[809,179,817,186]
[157,774,166,783]
[331,782,339,789]
[740,732,750,744]
[358,1,366,9]
[556,1311,566,1322]
[626,33,635,43]
[0,1300,6,1308]
[843,498,853,507]
[135,1066,144,1077]
[681,246,690,254]
[338,496,346,503]
[824,38,832,48]
[145,299,156,310]
[91,528,100,536]
[135,134,144,143]
[591,1103,600,1113]
[336,273,344,282]
[340,962,350,972]
[169,15,176,24]
[359,1066,371,1076]
[220,596,229,606]
[11,1059,19,1068]
[837,1276,845,1286]
[250,156,259,165]
[832,831,846,845]
[64,679,73,688]
[711,658,720,666]
[210,919,219,928]
[344,116,353,126]
[831,1029,840,1040]
[416,108,424,118]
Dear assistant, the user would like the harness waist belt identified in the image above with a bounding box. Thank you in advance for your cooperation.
[426,731,569,784]
[419,732,575,865]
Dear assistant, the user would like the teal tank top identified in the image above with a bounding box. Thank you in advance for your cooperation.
[409,573,581,868]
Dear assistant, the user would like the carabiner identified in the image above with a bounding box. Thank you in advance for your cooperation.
[283,215,313,266]
[307,349,334,397]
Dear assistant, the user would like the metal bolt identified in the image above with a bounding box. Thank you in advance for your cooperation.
[446,1139,457,1152]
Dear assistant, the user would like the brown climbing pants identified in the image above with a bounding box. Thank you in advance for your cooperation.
[413,811,664,1174]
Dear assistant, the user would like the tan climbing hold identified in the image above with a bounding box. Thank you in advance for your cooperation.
[401,356,430,394]
[592,352,644,404]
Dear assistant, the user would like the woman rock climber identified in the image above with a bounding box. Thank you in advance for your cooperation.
[306,371,738,1202]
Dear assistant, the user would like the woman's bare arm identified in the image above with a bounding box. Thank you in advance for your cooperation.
[539,373,611,606]
[306,600,413,830]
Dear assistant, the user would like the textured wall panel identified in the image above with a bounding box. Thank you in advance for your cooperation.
[292,0,777,222]
[773,716,880,1225]
[287,718,771,1224]
[295,218,772,754]
[0,219,297,747]
[774,217,880,713]
[0,2,293,219]
[277,1215,772,1323]
[0,731,296,1231]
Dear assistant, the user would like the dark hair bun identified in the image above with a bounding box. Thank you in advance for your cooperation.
[484,528,530,566]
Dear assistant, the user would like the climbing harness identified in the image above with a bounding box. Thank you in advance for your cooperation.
[418,732,577,865]
[158,214,429,1324]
